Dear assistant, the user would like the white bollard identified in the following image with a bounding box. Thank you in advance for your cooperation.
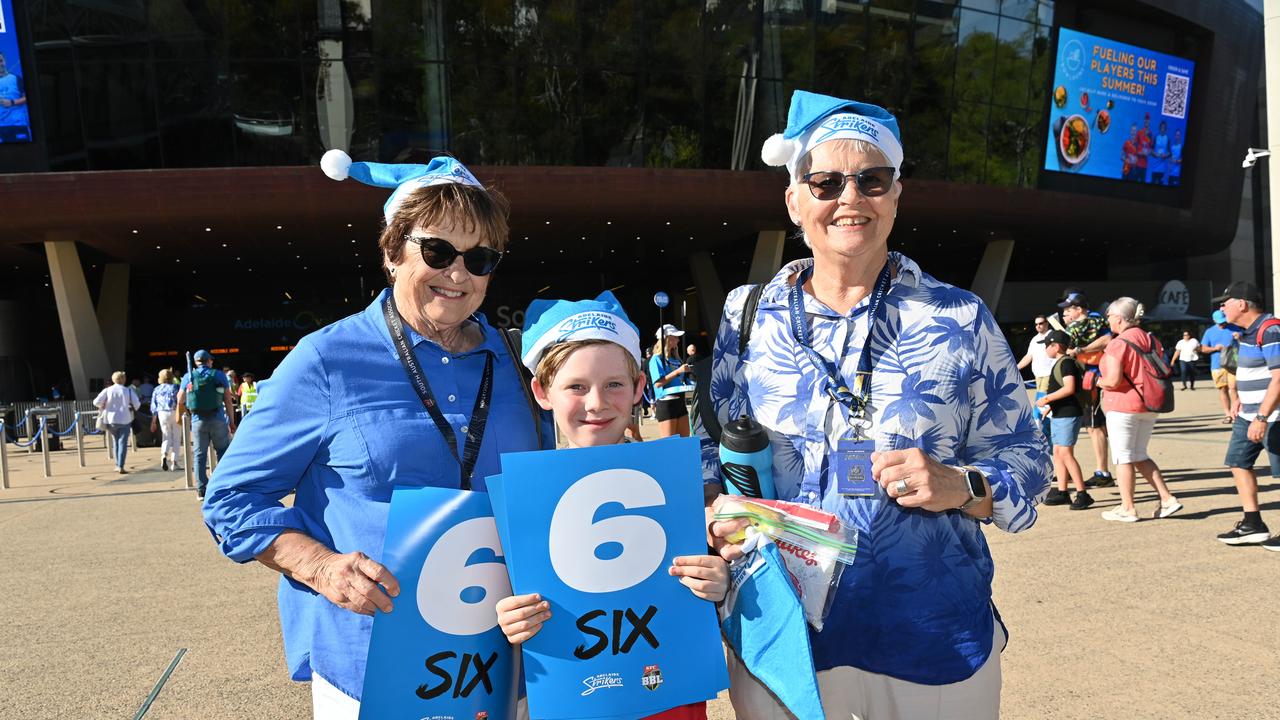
[39,418,51,478]
[182,414,194,490]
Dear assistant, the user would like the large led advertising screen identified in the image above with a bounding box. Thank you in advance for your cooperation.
[1044,27,1194,186]
[0,0,31,144]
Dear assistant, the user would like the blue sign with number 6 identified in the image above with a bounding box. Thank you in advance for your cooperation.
[360,487,519,720]
[489,437,728,719]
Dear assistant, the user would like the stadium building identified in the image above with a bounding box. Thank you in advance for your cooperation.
[0,0,1267,399]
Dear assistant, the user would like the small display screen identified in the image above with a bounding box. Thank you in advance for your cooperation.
[1044,27,1194,186]
[0,0,32,144]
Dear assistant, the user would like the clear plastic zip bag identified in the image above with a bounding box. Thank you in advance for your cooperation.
[714,497,858,631]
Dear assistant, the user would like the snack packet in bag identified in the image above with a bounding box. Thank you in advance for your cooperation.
[714,498,858,630]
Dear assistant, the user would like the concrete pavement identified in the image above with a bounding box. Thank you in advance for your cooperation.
[1,387,1277,718]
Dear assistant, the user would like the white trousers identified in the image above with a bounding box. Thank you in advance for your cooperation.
[157,410,180,463]
[312,673,360,720]
[727,620,1005,720]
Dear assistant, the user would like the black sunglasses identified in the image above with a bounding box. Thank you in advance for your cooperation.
[802,167,896,201]
[404,235,503,276]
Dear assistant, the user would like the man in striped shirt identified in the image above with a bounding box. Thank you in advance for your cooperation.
[1216,281,1280,550]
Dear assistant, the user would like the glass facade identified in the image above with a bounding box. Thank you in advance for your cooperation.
[27,0,1052,186]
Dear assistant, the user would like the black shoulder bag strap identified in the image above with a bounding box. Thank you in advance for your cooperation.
[703,283,765,444]
[738,283,765,356]
[497,326,546,449]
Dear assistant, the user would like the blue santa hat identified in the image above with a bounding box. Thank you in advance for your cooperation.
[320,149,484,223]
[520,291,642,373]
[761,90,904,181]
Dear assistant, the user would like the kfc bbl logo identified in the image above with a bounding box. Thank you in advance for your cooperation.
[641,664,663,691]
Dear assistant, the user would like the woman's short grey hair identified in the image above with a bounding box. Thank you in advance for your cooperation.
[1107,296,1145,324]
[111,371,127,384]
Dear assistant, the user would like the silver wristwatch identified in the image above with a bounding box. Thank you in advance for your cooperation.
[958,466,988,509]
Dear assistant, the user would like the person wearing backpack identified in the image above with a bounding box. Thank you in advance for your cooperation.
[1214,281,1280,549]
[1035,330,1094,510]
[1096,298,1182,523]
[177,349,236,500]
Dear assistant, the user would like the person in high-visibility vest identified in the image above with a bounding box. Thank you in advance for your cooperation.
[237,373,258,422]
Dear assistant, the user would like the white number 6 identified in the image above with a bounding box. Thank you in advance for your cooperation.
[417,516,512,636]
[549,469,667,593]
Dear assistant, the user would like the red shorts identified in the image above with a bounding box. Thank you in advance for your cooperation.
[645,702,707,720]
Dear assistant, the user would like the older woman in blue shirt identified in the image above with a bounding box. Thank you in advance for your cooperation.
[203,152,551,717]
[705,91,1051,719]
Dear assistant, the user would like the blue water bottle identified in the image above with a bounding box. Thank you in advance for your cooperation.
[719,415,775,499]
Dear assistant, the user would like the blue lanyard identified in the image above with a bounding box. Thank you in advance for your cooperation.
[787,260,892,427]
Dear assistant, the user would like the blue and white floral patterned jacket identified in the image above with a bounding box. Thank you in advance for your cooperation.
[705,252,1050,685]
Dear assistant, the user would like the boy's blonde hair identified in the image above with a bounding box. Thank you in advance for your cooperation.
[534,339,643,389]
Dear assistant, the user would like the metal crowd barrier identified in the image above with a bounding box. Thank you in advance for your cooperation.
[0,404,9,489]
[31,408,60,478]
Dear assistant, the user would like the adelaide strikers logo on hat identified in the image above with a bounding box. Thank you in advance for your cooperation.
[815,114,881,144]
[641,664,664,691]
[557,311,619,337]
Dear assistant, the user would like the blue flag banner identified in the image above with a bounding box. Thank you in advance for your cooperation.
[360,487,519,720]
[490,437,728,719]
[720,534,823,720]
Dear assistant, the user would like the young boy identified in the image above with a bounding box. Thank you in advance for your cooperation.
[497,291,728,720]
[1035,330,1094,510]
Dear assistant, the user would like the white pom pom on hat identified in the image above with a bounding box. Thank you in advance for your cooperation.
[760,133,795,167]
[320,148,352,181]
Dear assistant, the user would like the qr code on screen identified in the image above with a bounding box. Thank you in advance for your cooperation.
[1162,73,1189,119]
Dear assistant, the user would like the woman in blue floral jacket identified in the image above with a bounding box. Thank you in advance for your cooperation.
[706,91,1051,719]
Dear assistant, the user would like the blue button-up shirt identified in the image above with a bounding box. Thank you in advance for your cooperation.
[202,289,553,700]
[705,253,1050,685]
[151,383,178,413]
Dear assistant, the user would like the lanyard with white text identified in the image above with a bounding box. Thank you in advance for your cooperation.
[788,261,892,437]
[383,295,493,490]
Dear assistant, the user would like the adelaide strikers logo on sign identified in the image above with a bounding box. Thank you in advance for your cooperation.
[641,664,664,691]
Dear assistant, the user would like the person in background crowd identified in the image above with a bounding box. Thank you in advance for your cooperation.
[93,371,140,475]
[1059,289,1114,489]
[1096,298,1182,523]
[224,368,240,420]
[1213,281,1280,550]
[1174,330,1200,391]
[139,374,156,403]
[1018,315,1054,436]
[649,324,694,438]
[150,368,182,471]
[1201,310,1240,424]
[238,372,258,421]
[179,350,236,500]
[1036,330,1093,510]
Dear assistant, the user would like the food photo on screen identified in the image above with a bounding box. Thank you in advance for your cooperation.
[1043,27,1193,186]
[0,0,32,144]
